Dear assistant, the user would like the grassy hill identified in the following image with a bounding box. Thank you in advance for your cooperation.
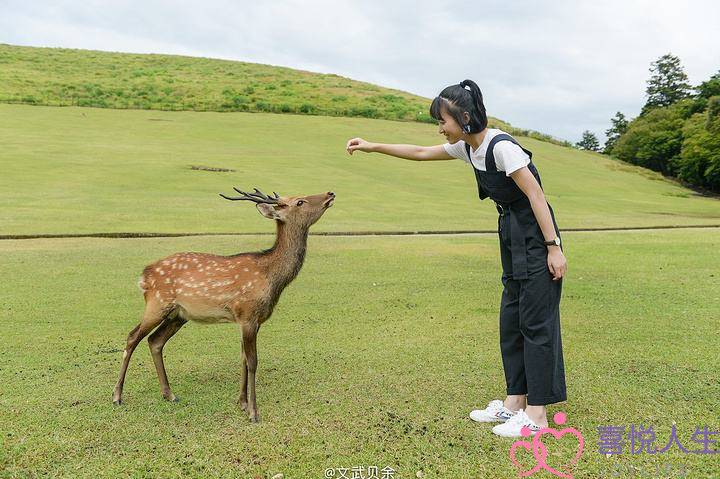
[0,44,569,146]
[1,103,718,236]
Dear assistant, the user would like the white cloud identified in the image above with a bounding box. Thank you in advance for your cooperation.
[1,0,718,142]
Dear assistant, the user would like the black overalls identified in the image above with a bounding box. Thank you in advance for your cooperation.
[465,134,567,406]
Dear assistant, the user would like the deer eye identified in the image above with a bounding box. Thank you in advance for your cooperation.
[296,200,306,206]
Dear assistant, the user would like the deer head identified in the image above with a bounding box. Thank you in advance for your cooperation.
[219,187,335,227]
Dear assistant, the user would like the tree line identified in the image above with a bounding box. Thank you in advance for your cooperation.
[575,54,720,193]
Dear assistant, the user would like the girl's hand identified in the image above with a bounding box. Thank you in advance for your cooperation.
[547,247,567,281]
[346,137,374,155]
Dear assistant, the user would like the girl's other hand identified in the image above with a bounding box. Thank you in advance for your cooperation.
[346,137,373,155]
[547,248,567,281]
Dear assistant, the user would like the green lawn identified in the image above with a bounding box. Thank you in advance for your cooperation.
[1,229,718,478]
[1,104,718,237]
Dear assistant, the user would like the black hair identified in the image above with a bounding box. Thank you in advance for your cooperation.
[429,79,488,133]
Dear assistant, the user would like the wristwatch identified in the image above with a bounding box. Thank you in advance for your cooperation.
[544,236,561,247]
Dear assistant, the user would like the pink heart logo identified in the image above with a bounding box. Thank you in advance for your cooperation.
[508,412,585,479]
[509,439,545,476]
[532,427,584,478]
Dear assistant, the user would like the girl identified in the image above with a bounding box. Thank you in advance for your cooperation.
[345,79,567,438]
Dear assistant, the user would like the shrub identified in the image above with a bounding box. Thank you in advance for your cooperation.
[299,103,317,114]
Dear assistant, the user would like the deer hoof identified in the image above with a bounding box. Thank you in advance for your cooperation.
[164,394,180,403]
[112,399,122,406]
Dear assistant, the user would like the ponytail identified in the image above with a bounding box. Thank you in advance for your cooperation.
[460,79,487,132]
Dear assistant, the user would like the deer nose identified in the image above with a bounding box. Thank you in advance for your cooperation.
[327,191,335,197]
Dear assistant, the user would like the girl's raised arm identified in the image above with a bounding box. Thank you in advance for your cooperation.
[346,137,453,161]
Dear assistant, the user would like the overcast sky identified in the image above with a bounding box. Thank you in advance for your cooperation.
[2,0,719,142]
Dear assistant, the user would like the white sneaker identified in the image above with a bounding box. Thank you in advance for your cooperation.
[469,400,517,423]
[492,409,543,437]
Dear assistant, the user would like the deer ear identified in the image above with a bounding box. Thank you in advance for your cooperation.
[256,203,283,220]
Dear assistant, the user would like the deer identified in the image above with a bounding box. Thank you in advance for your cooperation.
[112,188,335,422]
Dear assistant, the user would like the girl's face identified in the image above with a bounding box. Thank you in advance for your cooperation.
[436,106,463,144]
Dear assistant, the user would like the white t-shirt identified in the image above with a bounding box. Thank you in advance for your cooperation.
[443,129,530,177]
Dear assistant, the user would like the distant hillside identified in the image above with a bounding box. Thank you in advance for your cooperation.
[0,44,570,146]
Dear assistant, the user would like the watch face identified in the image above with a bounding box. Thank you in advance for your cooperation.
[546,237,560,246]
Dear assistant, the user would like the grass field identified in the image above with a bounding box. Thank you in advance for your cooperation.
[1,104,719,237]
[1,229,718,478]
[2,68,719,478]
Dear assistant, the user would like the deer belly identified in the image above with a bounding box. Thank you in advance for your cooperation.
[176,303,235,324]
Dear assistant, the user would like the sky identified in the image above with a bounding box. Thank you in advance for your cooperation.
[2,0,719,143]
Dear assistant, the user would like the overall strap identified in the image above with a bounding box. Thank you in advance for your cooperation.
[485,134,533,172]
[464,142,488,200]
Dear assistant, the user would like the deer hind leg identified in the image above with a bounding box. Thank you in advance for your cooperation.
[112,300,171,405]
[148,313,187,402]
[241,322,260,422]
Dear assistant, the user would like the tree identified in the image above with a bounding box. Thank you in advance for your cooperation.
[641,53,692,115]
[576,130,600,151]
[696,70,720,100]
[613,102,687,175]
[603,112,629,154]
[674,96,720,191]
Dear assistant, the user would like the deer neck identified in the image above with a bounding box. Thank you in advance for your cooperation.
[263,220,309,287]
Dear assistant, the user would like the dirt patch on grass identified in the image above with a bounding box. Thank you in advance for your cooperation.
[189,165,236,173]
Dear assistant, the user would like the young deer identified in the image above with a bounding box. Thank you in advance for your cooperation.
[112,188,335,422]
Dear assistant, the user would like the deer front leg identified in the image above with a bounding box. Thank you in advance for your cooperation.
[241,322,260,422]
[238,356,248,411]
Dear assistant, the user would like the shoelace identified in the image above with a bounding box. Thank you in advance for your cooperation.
[506,409,533,426]
[485,400,504,413]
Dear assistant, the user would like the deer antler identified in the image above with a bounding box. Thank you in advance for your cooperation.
[219,187,281,204]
